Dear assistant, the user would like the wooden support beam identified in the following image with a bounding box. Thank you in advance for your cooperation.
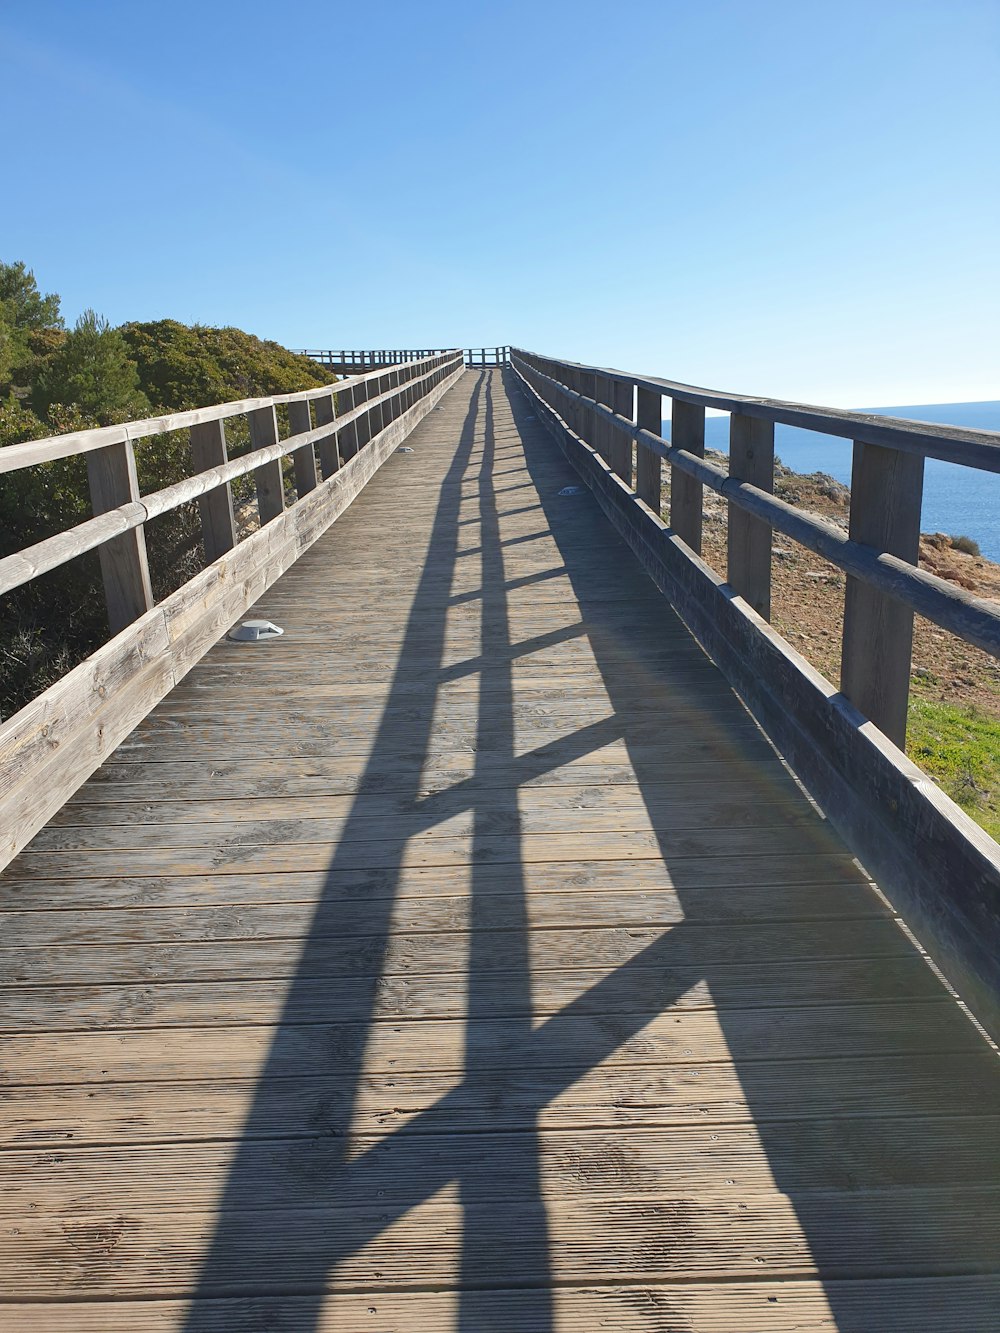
[727,412,774,621]
[636,386,662,512]
[367,376,385,441]
[841,442,924,747]
[247,405,285,526]
[386,369,401,423]
[286,400,319,497]
[594,374,613,465]
[611,381,633,485]
[189,419,237,563]
[579,371,597,450]
[352,381,372,457]
[671,399,706,553]
[86,439,154,634]
[310,394,339,479]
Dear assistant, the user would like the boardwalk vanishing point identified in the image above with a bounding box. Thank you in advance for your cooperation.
[0,353,998,1329]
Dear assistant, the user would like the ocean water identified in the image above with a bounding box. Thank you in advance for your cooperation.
[661,400,1000,562]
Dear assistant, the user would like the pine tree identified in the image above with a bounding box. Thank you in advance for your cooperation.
[34,309,148,425]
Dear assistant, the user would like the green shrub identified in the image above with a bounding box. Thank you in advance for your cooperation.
[0,266,334,718]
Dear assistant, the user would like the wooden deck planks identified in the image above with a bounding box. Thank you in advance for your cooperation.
[0,368,997,1329]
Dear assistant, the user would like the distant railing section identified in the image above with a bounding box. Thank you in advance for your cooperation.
[298,347,510,370]
[511,348,1000,747]
[0,350,465,869]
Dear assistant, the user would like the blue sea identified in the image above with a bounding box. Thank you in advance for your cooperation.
[662,400,1000,562]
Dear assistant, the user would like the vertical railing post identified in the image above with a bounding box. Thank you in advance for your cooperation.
[247,405,286,525]
[594,374,613,464]
[286,399,319,496]
[727,413,774,620]
[841,442,924,746]
[189,419,238,561]
[387,368,401,422]
[611,379,633,485]
[87,437,154,633]
[311,393,340,478]
[372,372,389,434]
[635,387,662,511]
[579,370,596,449]
[670,399,706,552]
[353,379,373,454]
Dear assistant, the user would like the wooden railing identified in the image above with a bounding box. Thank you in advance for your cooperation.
[510,347,1000,1037]
[0,351,464,868]
[511,349,1000,744]
[298,346,510,370]
[464,346,510,367]
[297,348,453,370]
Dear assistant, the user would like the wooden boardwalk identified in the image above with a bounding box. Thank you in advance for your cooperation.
[0,368,997,1329]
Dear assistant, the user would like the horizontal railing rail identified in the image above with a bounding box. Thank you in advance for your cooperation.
[0,350,465,869]
[510,346,1000,1039]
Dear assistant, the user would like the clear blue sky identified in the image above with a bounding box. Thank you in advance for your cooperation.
[2,0,997,407]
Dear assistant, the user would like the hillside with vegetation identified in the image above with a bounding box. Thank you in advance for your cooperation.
[0,260,330,718]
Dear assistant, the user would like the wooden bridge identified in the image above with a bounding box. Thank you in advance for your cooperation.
[0,349,998,1329]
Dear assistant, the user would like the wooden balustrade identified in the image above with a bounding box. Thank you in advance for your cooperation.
[297,346,511,369]
[0,351,465,869]
[509,344,1000,1034]
[510,347,1000,747]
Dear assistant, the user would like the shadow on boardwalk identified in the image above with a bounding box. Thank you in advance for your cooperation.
[184,369,998,1331]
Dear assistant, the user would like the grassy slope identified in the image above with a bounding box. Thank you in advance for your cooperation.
[908,689,1000,842]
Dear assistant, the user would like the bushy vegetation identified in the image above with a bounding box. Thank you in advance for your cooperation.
[0,260,330,719]
[950,534,982,558]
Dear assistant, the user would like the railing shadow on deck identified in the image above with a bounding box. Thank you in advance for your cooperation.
[182,368,997,1330]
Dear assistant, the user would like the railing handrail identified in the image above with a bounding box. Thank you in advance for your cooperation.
[0,359,456,598]
[0,352,458,476]
[514,355,1000,660]
[510,347,1000,753]
[512,347,1000,474]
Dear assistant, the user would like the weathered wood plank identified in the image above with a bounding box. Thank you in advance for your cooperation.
[0,955,947,1033]
[3,1188,1000,1298]
[0,852,869,912]
[2,1053,998,1148]
[0,1003,972,1086]
[8,824,852,878]
[7,1278,998,1333]
[0,918,913,985]
[27,797,828,852]
[2,1122,996,1234]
